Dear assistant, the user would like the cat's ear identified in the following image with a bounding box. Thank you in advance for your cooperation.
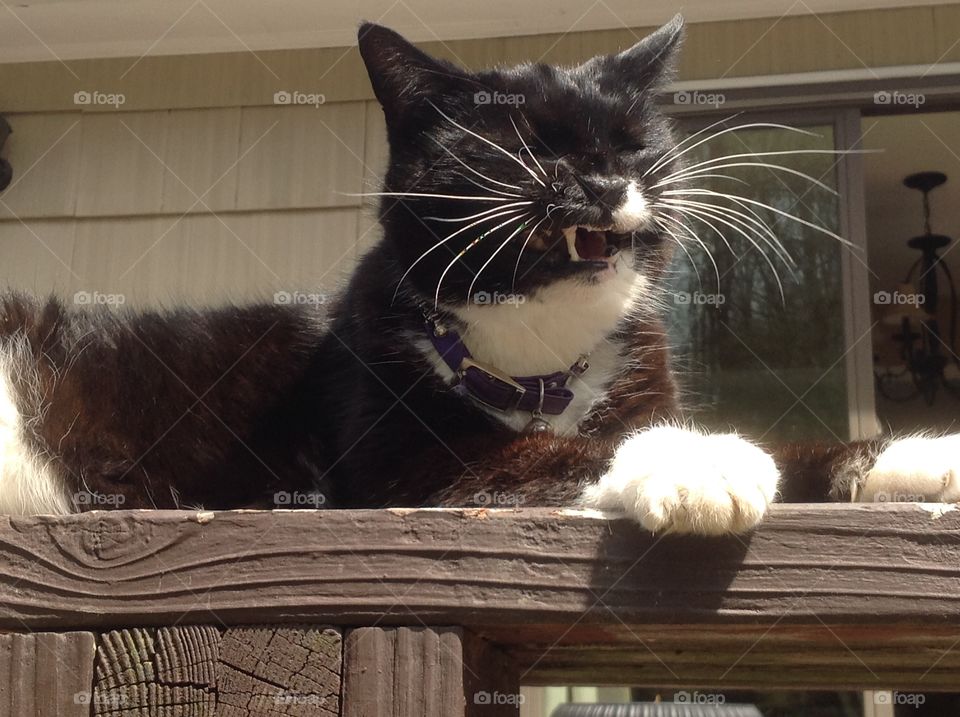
[601,14,685,89]
[358,23,466,125]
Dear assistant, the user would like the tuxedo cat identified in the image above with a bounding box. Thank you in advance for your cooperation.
[1,16,957,533]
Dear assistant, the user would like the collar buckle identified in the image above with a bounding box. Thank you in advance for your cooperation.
[458,356,526,411]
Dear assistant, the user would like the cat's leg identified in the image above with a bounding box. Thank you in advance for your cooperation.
[432,425,780,535]
[0,310,74,515]
[579,424,780,535]
[855,434,960,503]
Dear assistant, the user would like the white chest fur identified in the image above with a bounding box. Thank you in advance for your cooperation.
[417,258,644,436]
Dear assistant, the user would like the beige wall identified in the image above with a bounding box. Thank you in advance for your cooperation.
[1,4,959,308]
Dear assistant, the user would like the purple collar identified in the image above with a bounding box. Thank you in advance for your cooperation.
[424,314,589,416]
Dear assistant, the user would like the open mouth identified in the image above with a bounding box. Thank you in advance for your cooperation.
[562,226,622,264]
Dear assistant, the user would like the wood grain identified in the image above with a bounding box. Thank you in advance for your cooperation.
[89,625,341,716]
[217,626,341,716]
[2,505,960,689]
[342,627,519,717]
[0,632,96,716]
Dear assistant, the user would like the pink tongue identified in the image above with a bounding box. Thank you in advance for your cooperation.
[575,228,608,261]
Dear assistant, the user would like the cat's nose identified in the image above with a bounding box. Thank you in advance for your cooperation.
[574,175,628,211]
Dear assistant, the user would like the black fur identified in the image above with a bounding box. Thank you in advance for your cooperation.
[0,18,868,514]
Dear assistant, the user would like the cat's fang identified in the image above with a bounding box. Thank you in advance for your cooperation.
[563,226,582,261]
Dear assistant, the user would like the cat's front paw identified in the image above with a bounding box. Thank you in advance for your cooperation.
[580,426,780,535]
[858,434,960,503]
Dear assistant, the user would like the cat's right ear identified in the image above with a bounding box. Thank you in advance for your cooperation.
[357,23,463,126]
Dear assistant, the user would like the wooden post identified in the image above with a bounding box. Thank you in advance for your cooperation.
[342,627,520,717]
[0,632,95,716]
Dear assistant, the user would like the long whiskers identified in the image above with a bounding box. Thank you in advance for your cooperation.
[391,207,528,304]
[434,212,531,307]
[428,100,546,187]
[512,215,550,292]
[466,217,534,304]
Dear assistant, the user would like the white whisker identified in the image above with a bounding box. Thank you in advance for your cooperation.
[658,201,787,299]
[654,217,703,291]
[644,113,745,178]
[654,160,838,196]
[510,116,548,179]
[453,171,525,198]
[466,217,534,303]
[662,188,855,247]
[644,122,820,178]
[512,215,550,291]
[433,212,530,307]
[424,201,532,223]
[430,136,525,194]
[349,191,515,202]
[429,101,546,187]
[660,196,795,267]
[391,207,528,304]
[656,212,720,291]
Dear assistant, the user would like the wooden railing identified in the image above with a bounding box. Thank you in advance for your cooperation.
[1,504,959,715]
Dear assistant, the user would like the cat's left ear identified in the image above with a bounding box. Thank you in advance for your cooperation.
[596,14,685,89]
[357,23,467,127]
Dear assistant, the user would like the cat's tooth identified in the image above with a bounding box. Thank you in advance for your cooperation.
[564,226,581,261]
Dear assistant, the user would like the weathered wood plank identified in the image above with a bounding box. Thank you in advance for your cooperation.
[94,626,219,716]
[216,626,341,716]
[0,631,96,716]
[1,505,958,629]
[342,627,519,717]
[89,625,341,716]
[2,505,960,690]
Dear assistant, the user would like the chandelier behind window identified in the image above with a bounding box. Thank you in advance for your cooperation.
[875,171,959,405]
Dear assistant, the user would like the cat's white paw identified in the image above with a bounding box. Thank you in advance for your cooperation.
[858,434,960,503]
[581,426,779,535]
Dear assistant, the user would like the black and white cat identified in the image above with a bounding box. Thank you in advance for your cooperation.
[1,16,957,532]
